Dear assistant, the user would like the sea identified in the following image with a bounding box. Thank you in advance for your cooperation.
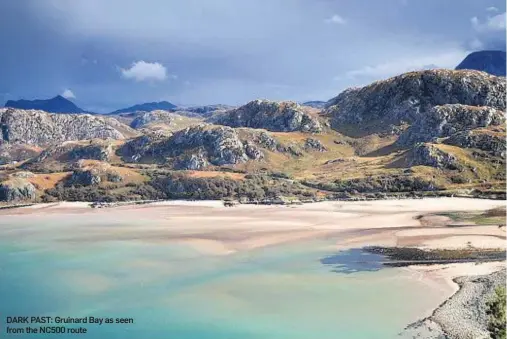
[0,215,447,339]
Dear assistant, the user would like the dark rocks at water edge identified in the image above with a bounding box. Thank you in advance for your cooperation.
[365,246,506,266]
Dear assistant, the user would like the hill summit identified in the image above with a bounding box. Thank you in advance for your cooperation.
[4,95,85,114]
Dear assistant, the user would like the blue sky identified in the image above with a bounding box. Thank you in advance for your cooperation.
[0,0,505,113]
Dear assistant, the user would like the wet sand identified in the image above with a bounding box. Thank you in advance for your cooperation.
[0,197,505,337]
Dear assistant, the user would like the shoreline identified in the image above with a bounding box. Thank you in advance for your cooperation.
[0,197,505,337]
[401,263,506,339]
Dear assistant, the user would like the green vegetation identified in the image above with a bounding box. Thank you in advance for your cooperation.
[486,286,506,339]
[437,207,506,225]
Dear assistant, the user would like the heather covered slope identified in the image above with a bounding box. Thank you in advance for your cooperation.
[1,69,505,203]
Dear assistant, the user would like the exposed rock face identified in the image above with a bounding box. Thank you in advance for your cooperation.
[0,143,41,165]
[120,125,263,168]
[0,109,135,145]
[212,100,322,133]
[407,144,461,170]
[445,129,506,157]
[325,70,506,129]
[304,138,327,152]
[456,50,506,76]
[175,151,209,170]
[397,104,505,146]
[66,162,123,186]
[68,169,102,186]
[21,140,115,172]
[129,111,175,129]
[0,178,36,201]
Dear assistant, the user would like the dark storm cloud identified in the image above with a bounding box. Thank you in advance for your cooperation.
[0,0,505,112]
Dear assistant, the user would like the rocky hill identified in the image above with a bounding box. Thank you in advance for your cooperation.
[111,110,203,132]
[211,100,323,133]
[4,95,85,114]
[325,70,505,135]
[1,69,505,203]
[109,101,177,115]
[0,108,137,145]
[456,50,506,76]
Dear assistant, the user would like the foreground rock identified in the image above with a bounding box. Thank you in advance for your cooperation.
[211,100,323,133]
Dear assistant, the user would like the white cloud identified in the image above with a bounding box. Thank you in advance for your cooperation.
[120,61,168,82]
[325,14,346,25]
[471,12,506,32]
[469,38,484,50]
[336,50,468,81]
[486,6,498,12]
[61,89,76,99]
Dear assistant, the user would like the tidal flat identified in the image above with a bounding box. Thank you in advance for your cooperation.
[0,198,505,339]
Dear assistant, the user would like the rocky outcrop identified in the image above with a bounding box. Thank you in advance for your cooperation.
[0,108,136,145]
[304,138,327,152]
[66,162,123,186]
[0,142,41,165]
[211,100,322,133]
[397,104,505,146]
[406,144,461,170]
[68,169,102,186]
[445,129,506,157]
[119,125,264,168]
[0,178,36,201]
[325,70,505,129]
[129,111,175,129]
[175,151,209,170]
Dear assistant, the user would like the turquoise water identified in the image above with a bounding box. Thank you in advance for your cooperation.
[0,221,443,339]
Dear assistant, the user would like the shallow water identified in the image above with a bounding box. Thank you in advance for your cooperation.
[0,219,446,339]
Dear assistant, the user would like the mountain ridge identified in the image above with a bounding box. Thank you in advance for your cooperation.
[109,101,178,114]
[456,50,506,76]
[4,95,86,114]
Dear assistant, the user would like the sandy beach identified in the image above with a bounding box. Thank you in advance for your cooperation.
[1,198,504,254]
[1,197,505,338]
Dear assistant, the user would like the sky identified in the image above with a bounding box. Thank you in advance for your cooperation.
[0,0,505,113]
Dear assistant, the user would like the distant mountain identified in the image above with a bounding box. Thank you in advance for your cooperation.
[302,101,326,109]
[455,50,506,76]
[4,95,85,114]
[110,101,177,114]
